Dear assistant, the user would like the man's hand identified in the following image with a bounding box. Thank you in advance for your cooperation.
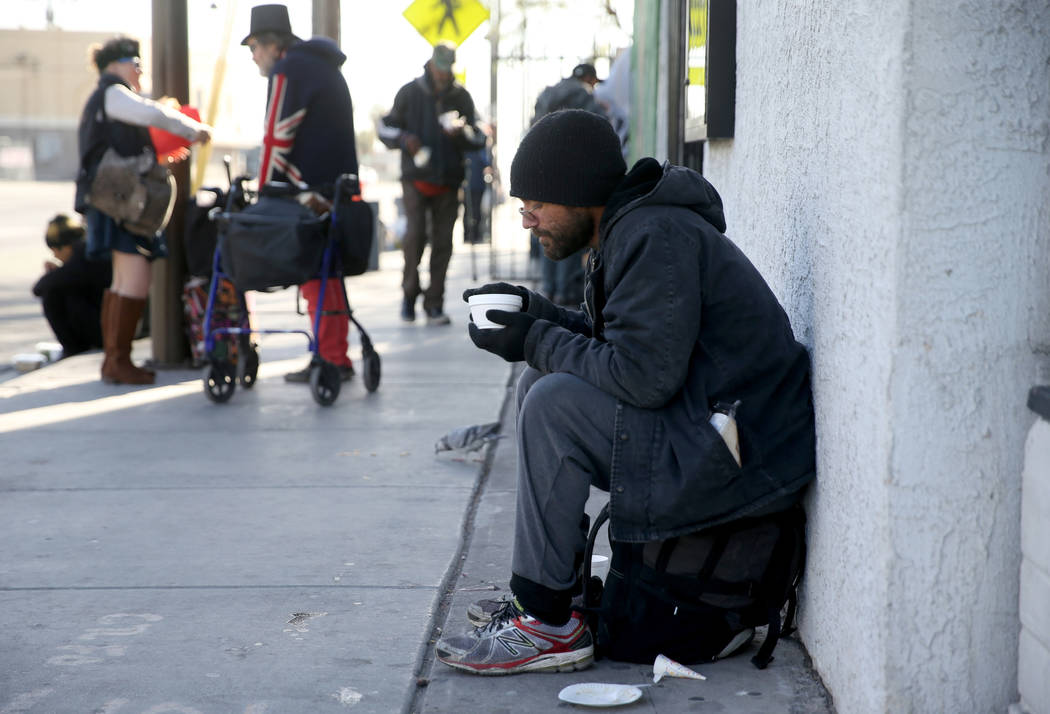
[462,283,530,311]
[467,310,537,363]
[401,133,422,155]
[164,146,191,164]
[299,191,333,216]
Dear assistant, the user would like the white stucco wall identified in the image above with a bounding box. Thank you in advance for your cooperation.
[1019,417,1050,713]
[701,1,1050,712]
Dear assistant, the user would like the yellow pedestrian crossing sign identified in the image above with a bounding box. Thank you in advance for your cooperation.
[403,0,490,48]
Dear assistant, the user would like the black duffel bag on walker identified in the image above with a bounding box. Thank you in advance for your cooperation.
[332,174,374,277]
[217,190,325,293]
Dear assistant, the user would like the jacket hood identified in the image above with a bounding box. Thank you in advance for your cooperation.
[287,37,346,68]
[600,157,727,237]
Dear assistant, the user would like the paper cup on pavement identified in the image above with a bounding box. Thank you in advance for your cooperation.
[468,293,523,329]
[590,554,610,580]
[652,653,707,683]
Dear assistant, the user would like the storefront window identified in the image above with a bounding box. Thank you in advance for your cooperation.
[685,0,707,133]
[682,0,734,142]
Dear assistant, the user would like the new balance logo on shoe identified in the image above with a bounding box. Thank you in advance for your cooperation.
[496,627,535,656]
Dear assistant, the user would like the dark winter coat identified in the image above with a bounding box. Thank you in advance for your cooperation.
[532,77,605,124]
[32,242,111,302]
[378,66,485,187]
[260,37,358,194]
[523,158,816,542]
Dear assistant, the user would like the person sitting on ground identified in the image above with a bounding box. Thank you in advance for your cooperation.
[32,214,112,359]
[437,109,816,675]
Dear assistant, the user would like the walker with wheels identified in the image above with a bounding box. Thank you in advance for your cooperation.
[200,173,380,406]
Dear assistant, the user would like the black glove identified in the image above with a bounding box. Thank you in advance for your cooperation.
[467,310,538,363]
[462,282,531,311]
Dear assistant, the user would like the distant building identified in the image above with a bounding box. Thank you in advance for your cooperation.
[0,28,125,180]
[0,27,260,185]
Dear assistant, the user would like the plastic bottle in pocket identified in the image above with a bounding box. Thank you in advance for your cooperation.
[708,401,741,466]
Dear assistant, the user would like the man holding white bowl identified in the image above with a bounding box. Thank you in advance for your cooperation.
[443,109,816,676]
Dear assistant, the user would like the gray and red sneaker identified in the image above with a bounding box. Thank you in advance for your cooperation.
[437,599,593,675]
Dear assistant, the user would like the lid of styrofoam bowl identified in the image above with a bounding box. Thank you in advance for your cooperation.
[467,293,523,306]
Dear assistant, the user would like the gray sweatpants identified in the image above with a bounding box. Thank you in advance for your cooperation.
[512,367,614,593]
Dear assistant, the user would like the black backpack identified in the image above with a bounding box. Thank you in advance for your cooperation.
[580,501,806,669]
[331,175,375,277]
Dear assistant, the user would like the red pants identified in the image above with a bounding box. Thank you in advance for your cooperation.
[301,278,351,367]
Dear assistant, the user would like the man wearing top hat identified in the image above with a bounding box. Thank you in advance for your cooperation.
[378,41,487,326]
[242,3,360,383]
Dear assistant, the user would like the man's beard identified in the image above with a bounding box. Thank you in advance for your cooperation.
[535,210,594,261]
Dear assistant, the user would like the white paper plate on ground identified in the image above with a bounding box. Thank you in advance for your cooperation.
[558,682,643,707]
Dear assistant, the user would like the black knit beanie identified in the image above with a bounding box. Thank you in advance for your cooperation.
[510,109,626,207]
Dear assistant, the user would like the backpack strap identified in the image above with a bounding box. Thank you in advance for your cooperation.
[781,514,807,639]
[653,537,678,573]
[750,505,806,669]
[581,502,610,607]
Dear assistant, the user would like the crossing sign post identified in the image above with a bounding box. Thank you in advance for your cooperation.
[402,0,490,47]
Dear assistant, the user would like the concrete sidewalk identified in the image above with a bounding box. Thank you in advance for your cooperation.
[0,251,832,713]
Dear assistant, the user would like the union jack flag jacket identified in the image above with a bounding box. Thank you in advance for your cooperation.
[261,38,358,195]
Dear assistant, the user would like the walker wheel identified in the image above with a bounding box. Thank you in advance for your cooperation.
[309,361,341,406]
[362,350,381,393]
[203,360,236,403]
[239,342,260,388]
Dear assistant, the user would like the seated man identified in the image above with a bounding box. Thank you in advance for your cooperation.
[32,214,112,359]
[438,109,816,675]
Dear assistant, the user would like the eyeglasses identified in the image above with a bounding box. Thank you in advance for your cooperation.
[117,57,142,71]
[518,203,543,221]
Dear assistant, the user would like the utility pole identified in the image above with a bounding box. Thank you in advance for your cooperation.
[312,0,340,44]
[488,0,500,277]
[150,0,190,366]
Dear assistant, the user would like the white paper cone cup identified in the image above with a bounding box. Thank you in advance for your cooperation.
[653,653,707,683]
[468,293,523,330]
[590,554,610,580]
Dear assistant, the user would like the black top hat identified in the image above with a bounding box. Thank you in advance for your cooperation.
[241,4,300,45]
